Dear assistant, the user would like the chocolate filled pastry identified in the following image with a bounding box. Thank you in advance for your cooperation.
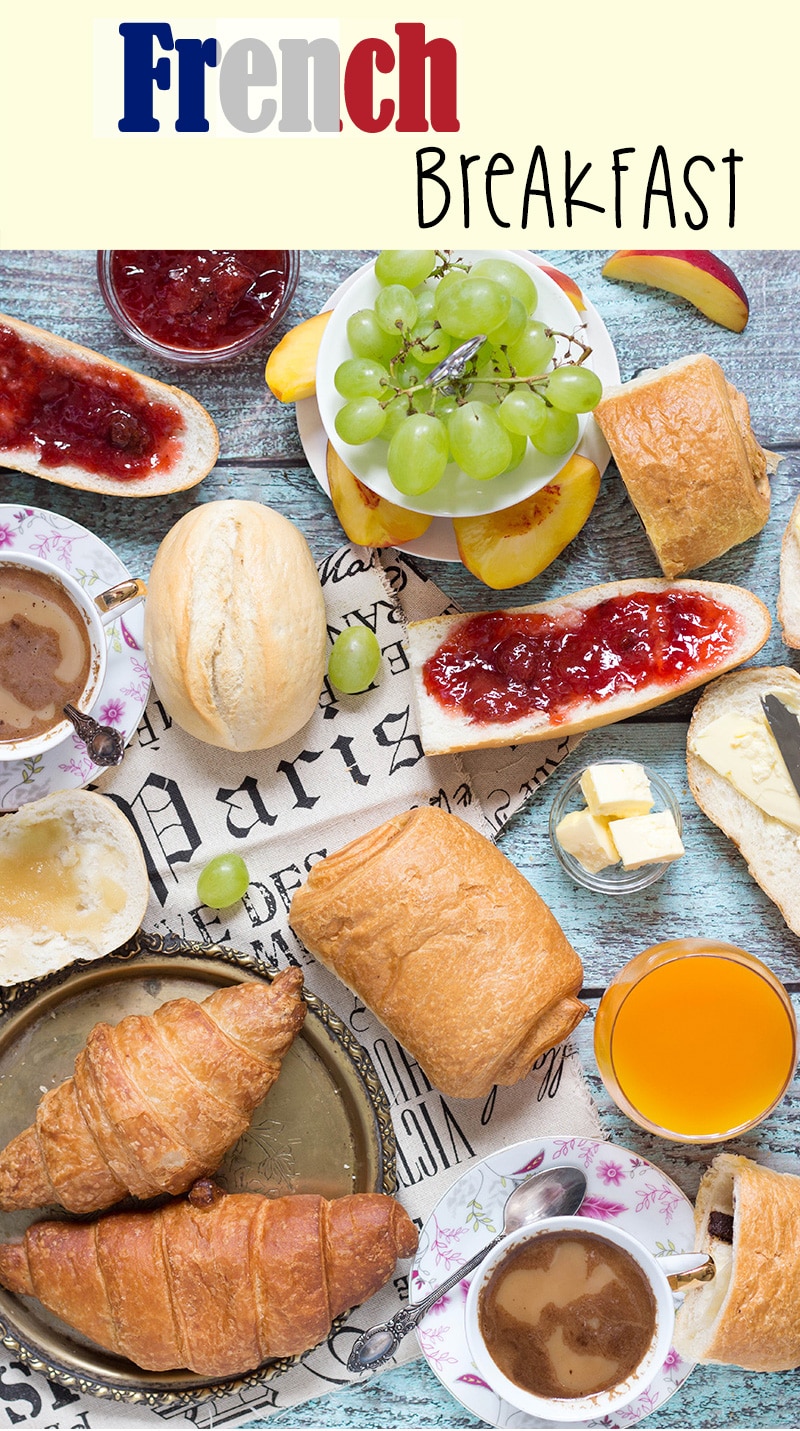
[0,966,305,1215]
[674,1153,800,1370]
[0,1181,418,1375]
[289,806,586,1100]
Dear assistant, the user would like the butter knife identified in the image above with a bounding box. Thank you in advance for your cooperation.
[760,695,800,799]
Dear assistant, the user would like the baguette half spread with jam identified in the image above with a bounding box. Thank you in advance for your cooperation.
[407,579,771,756]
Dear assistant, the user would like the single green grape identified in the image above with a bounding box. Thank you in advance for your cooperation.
[470,258,538,314]
[410,321,452,367]
[197,853,250,910]
[433,392,459,424]
[531,406,580,456]
[328,626,382,694]
[546,365,603,413]
[434,276,511,340]
[508,320,556,375]
[449,401,513,481]
[413,288,436,322]
[334,358,390,400]
[382,394,411,440]
[497,388,548,437]
[505,429,529,472]
[346,309,398,363]
[334,397,386,444]
[375,249,436,289]
[388,414,450,495]
[375,284,417,335]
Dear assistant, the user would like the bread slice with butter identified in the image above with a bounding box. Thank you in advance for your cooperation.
[0,789,149,986]
[687,667,800,936]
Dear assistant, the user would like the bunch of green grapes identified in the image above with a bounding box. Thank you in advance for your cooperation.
[332,250,603,498]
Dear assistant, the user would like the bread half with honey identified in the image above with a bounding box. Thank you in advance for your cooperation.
[674,1154,800,1370]
[0,789,149,985]
[686,666,800,937]
[407,579,770,756]
[0,312,218,496]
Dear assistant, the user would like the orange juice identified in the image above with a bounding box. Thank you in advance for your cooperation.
[594,941,797,1141]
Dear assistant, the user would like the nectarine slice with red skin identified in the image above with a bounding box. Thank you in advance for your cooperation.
[265,310,333,402]
[453,454,601,590]
[326,443,433,548]
[602,250,749,333]
[538,262,586,314]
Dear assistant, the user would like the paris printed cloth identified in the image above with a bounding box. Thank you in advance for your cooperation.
[2,545,601,1430]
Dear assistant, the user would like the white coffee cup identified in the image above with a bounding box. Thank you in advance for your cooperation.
[464,1215,677,1423]
[0,551,146,762]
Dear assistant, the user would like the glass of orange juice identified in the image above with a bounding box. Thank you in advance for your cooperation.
[594,940,797,1142]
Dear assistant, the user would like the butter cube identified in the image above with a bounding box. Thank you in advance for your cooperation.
[580,762,654,818]
[556,809,620,874]
[608,811,684,870]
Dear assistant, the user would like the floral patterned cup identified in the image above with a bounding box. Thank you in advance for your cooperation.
[0,551,146,763]
[464,1216,676,1423]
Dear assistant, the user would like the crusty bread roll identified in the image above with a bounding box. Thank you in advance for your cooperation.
[778,492,800,648]
[0,312,218,497]
[289,806,586,1100]
[594,355,772,577]
[687,667,800,936]
[674,1154,800,1370]
[407,579,770,757]
[144,500,327,751]
[0,789,148,986]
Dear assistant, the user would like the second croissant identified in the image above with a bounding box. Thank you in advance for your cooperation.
[0,965,305,1215]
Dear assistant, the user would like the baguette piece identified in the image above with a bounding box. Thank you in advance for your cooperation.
[778,491,800,648]
[593,354,772,577]
[0,789,149,986]
[290,806,586,1100]
[0,966,305,1214]
[408,579,771,757]
[0,312,218,496]
[0,1181,418,1375]
[687,666,800,936]
[674,1154,800,1370]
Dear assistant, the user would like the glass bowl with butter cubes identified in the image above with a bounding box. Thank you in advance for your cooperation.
[549,760,684,893]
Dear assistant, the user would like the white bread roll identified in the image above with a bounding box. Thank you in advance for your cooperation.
[594,354,773,577]
[687,666,800,936]
[0,790,148,986]
[674,1154,800,1370]
[407,579,771,757]
[290,806,586,1100]
[0,312,218,497]
[778,492,800,648]
[144,500,327,751]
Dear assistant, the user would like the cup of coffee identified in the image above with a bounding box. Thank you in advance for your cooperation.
[464,1216,677,1422]
[0,551,146,762]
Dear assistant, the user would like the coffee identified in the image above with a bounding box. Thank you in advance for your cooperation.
[0,565,92,743]
[479,1230,657,1400]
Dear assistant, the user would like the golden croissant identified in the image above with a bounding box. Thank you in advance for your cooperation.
[0,1181,418,1376]
[0,966,305,1215]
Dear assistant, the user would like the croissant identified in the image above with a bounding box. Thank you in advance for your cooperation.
[0,1181,418,1376]
[0,966,305,1215]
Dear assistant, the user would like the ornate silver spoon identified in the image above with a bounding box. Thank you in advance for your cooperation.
[63,704,126,767]
[423,334,486,393]
[346,1164,587,1373]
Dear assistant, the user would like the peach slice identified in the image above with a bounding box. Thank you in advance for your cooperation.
[602,251,749,332]
[538,262,586,314]
[326,443,433,548]
[265,310,333,402]
[453,454,601,589]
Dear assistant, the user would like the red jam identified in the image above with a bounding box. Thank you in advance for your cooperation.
[423,591,739,724]
[0,325,183,479]
[109,250,291,353]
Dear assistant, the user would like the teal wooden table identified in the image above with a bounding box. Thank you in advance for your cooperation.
[1,250,799,1429]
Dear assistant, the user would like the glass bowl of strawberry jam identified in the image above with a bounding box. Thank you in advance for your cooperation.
[97,250,300,364]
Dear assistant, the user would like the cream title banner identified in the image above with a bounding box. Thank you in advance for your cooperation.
[1,0,797,246]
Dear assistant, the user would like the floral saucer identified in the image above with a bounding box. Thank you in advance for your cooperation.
[0,505,150,811]
[412,1136,696,1429]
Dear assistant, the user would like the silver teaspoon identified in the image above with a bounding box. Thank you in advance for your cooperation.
[63,704,126,768]
[346,1164,587,1374]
